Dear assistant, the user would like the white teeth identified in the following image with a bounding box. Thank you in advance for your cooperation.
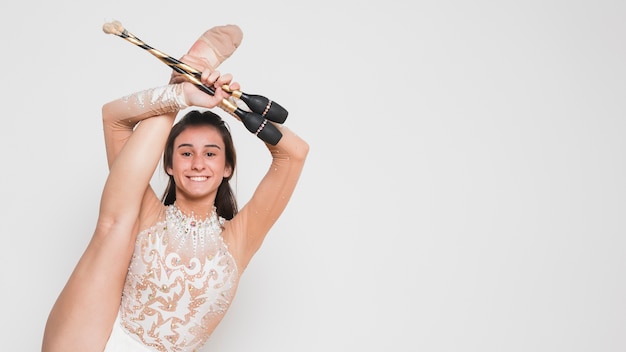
[189,176,208,181]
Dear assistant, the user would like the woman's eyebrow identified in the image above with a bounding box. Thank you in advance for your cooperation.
[176,143,222,149]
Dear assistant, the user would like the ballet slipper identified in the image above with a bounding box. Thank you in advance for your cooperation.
[187,24,243,71]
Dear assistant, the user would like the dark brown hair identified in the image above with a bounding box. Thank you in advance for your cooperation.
[161,110,238,219]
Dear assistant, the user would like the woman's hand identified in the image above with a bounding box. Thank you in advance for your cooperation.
[169,54,212,84]
[173,54,241,109]
[183,70,240,109]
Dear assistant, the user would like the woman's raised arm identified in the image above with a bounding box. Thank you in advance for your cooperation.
[227,123,309,271]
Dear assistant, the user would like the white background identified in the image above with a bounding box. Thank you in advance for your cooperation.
[1,0,624,351]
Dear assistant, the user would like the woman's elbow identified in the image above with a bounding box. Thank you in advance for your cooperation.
[298,139,310,161]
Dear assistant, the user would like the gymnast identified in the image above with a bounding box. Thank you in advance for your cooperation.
[42,23,309,351]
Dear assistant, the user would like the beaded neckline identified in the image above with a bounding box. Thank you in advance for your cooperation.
[172,202,218,222]
[168,202,225,254]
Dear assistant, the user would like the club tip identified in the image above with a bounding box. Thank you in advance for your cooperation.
[102,20,125,36]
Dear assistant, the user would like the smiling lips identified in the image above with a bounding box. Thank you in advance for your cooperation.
[188,176,209,181]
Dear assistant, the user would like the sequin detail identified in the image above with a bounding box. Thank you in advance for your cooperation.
[121,84,187,113]
[120,204,238,351]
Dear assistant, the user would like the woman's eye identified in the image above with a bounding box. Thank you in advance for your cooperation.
[181,152,192,157]
[205,152,215,157]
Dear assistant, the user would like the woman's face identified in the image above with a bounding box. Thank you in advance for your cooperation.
[167,125,232,202]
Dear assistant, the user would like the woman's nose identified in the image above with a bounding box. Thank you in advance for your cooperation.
[191,155,205,170]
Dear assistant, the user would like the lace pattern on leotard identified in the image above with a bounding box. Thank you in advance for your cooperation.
[119,203,239,351]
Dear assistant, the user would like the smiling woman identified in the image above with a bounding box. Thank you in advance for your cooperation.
[161,111,237,219]
[41,24,308,352]
[167,122,233,203]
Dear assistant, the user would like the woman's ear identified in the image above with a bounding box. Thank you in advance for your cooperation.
[166,166,173,176]
[224,165,232,178]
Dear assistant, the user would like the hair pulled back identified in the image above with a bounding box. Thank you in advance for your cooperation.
[161,110,238,219]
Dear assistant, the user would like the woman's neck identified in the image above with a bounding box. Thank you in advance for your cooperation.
[173,199,215,220]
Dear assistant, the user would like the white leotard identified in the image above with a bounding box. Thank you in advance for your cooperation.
[109,203,238,351]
